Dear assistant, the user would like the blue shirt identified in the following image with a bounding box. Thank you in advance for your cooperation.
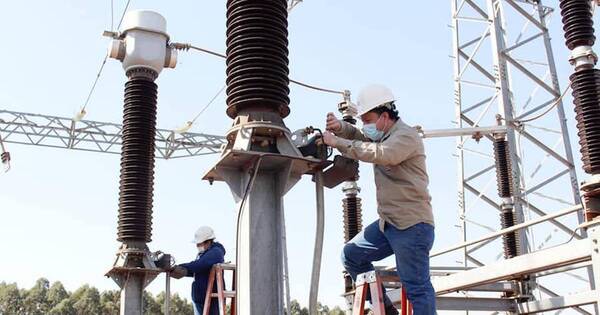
[179,242,226,304]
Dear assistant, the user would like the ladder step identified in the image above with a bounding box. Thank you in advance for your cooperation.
[210,291,236,298]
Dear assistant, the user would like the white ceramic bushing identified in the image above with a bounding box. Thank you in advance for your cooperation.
[109,10,176,74]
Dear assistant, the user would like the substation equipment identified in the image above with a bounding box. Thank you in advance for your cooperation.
[201,1,357,313]
[104,10,177,315]
[2,0,600,314]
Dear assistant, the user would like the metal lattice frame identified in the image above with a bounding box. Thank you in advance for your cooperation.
[449,0,593,309]
[0,110,225,159]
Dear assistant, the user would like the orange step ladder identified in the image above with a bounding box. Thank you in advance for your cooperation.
[203,263,236,315]
[352,270,412,315]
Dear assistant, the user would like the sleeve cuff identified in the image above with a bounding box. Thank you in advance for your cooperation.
[335,138,353,153]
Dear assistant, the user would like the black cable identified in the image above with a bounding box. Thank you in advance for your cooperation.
[310,127,333,158]
[173,43,345,96]
[117,0,132,29]
[81,0,133,114]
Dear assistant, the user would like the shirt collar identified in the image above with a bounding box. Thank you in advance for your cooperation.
[380,119,400,142]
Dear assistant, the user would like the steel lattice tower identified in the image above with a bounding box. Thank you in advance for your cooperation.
[449,0,594,305]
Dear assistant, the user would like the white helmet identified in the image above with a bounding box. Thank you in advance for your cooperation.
[356,84,395,116]
[191,226,216,244]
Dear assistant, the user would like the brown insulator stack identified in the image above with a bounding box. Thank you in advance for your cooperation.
[559,0,600,221]
[494,137,520,258]
[117,75,158,243]
[225,0,290,119]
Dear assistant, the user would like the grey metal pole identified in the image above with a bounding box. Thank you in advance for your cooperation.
[536,2,584,214]
[450,0,469,277]
[281,207,292,315]
[120,274,144,315]
[237,171,285,313]
[165,272,171,315]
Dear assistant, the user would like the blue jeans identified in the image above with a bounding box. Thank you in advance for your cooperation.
[341,220,436,315]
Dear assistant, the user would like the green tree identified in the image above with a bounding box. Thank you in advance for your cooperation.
[144,291,162,315]
[23,278,51,314]
[156,292,194,315]
[48,298,75,315]
[329,306,345,315]
[71,285,101,314]
[290,299,308,315]
[100,290,120,315]
[0,282,24,314]
[317,301,330,314]
[169,293,194,315]
[47,281,69,309]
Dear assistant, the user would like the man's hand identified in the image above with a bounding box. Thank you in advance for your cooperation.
[326,112,342,133]
[322,131,339,147]
[169,266,188,279]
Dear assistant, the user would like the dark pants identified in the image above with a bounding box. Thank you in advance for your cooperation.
[193,300,219,315]
[341,220,436,315]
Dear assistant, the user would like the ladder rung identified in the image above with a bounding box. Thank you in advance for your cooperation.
[210,291,236,298]
[216,263,236,270]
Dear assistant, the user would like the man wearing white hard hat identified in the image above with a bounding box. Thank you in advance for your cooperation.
[172,226,226,315]
[323,84,435,314]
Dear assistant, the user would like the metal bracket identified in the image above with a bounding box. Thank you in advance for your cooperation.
[106,243,162,289]
[355,271,378,286]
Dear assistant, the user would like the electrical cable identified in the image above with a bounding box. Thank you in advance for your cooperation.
[117,0,132,30]
[309,170,325,315]
[172,43,346,96]
[516,82,572,123]
[175,84,226,133]
[288,79,345,95]
[80,56,108,114]
[111,0,114,32]
[79,0,133,116]
[310,127,333,158]
[192,84,226,123]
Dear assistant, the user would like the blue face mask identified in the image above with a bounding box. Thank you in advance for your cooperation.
[362,116,386,141]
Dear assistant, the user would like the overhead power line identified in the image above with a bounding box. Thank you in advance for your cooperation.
[170,42,347,133]
[117,0,132,30]
[172,43,346,96]
[174,84,226,134]
[79,0,133,118]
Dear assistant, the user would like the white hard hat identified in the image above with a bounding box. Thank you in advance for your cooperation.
[191,226,216,244]
[356,84,395,116]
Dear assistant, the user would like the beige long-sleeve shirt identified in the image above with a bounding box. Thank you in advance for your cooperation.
[333,119,434,231]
